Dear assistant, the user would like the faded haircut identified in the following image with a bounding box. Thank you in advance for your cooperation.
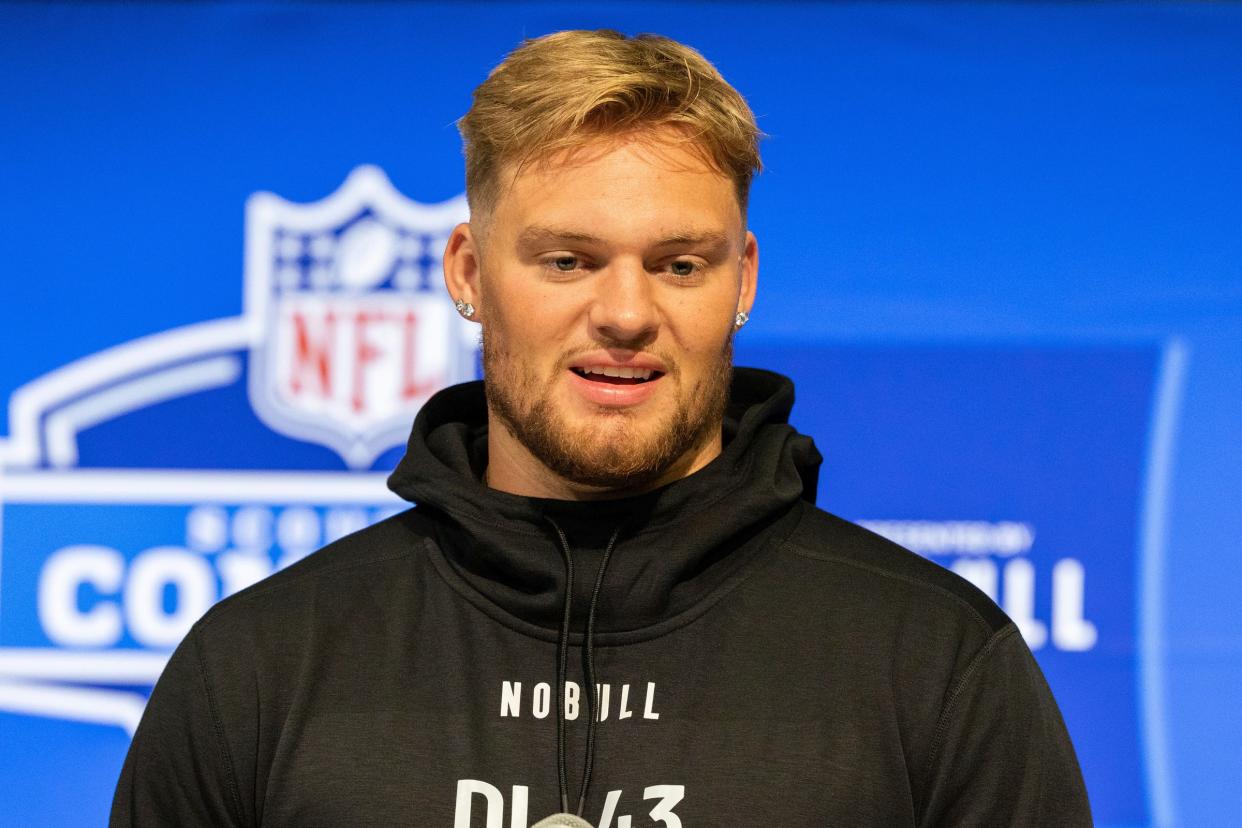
[458,29,763,223]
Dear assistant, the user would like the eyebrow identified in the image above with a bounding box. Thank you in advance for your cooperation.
[516,226,604,247]
[653,230,732,250]
[515,225,732,251]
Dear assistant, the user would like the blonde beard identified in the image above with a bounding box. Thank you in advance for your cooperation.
[482,332,733,491]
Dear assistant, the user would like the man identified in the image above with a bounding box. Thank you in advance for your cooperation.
[112,30,1091,826]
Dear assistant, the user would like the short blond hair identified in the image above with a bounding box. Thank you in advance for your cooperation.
[459,29,763,221]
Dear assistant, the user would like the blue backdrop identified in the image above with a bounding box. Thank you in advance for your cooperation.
[2,3,1240,825]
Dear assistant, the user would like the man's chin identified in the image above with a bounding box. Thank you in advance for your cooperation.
[482,339,733,496]
[529,421,684,492]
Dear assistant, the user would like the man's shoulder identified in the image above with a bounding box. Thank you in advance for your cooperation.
[191,506,436,636]
[782,504,1012,637]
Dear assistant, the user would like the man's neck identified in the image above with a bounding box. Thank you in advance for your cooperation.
[484,426,723,501]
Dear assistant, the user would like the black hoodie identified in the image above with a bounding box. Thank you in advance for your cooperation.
[112,368,1092,827]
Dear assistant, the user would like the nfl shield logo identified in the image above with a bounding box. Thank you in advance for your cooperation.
[244,166,475,468]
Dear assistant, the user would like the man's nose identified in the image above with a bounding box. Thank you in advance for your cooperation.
[588,259,659,346]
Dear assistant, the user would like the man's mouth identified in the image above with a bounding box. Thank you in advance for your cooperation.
[569,365,665,385]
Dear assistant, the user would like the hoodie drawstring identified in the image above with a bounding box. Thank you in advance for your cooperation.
[546,517,621,820]
[578,526,618,816]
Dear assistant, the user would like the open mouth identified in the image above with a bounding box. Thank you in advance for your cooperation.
[570,366,665,385]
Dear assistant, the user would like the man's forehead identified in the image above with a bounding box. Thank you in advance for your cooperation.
[496,129,737,200]
[483,139,741,245]
[516,124,721,174]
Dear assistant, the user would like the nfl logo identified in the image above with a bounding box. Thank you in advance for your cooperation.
[244,166,475,468]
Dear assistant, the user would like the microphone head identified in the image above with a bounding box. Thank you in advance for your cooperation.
[531,814,596,828]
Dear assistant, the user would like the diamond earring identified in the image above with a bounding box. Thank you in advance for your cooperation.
[734,311,749,329]
[454,298,475,319]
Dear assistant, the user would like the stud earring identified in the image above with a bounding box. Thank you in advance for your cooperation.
[454,298,475,319]
[734,311,749,329]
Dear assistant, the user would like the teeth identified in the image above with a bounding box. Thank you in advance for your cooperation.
[579,365,654,380]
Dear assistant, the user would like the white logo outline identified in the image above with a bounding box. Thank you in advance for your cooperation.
[0,167,466,733]
[245,165,472,469]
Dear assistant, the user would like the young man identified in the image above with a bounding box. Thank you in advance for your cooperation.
[113,30,1091,827]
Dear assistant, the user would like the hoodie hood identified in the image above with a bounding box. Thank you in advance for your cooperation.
[387,367,822,640]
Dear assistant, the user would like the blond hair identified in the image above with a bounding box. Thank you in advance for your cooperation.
[458,29,763,221]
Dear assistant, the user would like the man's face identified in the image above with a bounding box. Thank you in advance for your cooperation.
[447,128,757,496]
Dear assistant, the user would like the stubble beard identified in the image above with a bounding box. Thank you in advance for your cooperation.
[482,331,734,492]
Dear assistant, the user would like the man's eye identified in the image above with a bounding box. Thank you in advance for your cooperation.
[669,260,698,278]
[552,255,578,272]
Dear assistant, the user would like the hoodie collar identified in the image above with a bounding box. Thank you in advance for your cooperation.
[387,367,821,638]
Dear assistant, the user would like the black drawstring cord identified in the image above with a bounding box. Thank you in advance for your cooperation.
[546,518,576,815]
[545,517,622,821]
[577,526,620,817]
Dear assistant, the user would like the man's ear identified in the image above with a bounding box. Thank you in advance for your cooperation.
[443,222,483,323]
[738,230,759,318]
